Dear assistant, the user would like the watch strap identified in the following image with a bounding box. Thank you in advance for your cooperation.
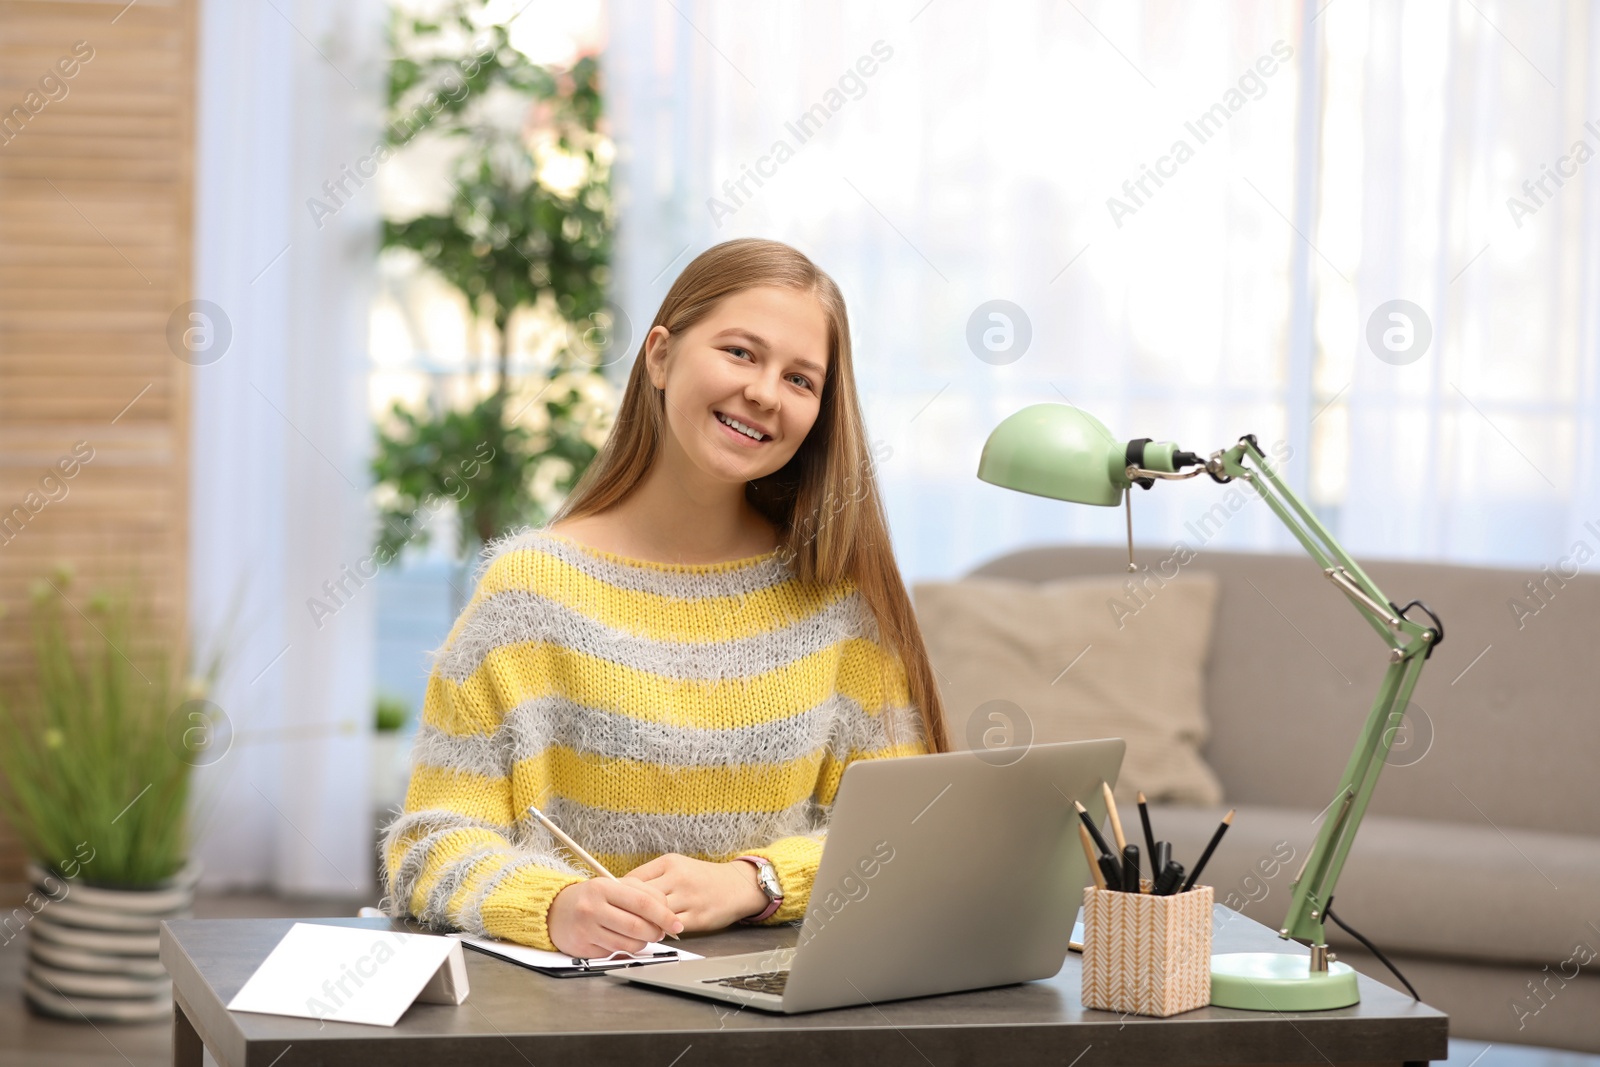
[735,855,782,923]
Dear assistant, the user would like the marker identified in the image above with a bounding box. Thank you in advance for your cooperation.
[1120,844,1141,893]
[1153,841,1171,882]
[1153,860,1186,896]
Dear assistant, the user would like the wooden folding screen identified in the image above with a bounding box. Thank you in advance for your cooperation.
[0,0,196,903]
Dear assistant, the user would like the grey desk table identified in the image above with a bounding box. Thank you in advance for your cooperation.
[159,906,1448,1067]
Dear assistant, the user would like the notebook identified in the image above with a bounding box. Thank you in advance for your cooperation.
[451,933,704,978]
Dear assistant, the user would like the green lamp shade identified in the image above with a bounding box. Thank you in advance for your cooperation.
[977,403,1129,506]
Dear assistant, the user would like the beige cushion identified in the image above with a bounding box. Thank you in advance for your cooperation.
[912,573,1224,805]
[966,544,1600,837]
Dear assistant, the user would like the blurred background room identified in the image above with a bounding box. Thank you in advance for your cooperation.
[0,0,1596,1063]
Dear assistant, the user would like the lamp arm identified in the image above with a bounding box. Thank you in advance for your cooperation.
[1212,437,1440,952]
[1219,438,1405,642]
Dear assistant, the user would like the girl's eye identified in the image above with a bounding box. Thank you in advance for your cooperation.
[787,373,814,390]
[726,346,753,361]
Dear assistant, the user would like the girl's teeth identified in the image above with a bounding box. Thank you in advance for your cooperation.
[718,413,763,440]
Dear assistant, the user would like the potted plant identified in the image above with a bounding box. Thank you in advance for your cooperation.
[0,564,226,1023]
[371,692,413,813]
[373,1,618,593]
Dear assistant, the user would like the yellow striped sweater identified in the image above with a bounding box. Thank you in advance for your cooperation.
[379,526,930,951]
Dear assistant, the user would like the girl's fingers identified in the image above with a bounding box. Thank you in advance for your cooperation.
[613,879,682,934]
[622,860,657,880]
[625,853,685,881]
[597,907,664,951]
[623,871,665,893]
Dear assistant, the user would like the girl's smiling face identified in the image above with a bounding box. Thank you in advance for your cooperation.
[645,285,830,485]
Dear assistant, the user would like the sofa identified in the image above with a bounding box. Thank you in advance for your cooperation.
[924,543,1600,1053]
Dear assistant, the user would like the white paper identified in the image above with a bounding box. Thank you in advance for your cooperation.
[453,932,703,970]
[228,922,464,1027]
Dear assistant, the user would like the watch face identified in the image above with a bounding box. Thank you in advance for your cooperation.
[756,864,781,898]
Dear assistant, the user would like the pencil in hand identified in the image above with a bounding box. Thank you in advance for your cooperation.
[527,804,613,878]
[527,803,680,940]
[1181,808,1235,893]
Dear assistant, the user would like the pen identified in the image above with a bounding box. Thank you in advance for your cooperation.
[1079,822,1106,890]
[527,802,680,940]
[1101,782,1128,853]
[1181,808,1235,893]
[1137,791,1158,869]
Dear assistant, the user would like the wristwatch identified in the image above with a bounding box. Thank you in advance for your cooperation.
[734,855,783,923]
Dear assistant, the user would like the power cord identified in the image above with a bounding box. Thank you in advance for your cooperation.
[1323,896,1420,1001]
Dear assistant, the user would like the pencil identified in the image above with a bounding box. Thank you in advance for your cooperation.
[1072,800,1116,862]
[1181,808,1235,893]
[1101,782,1128,853]
[1137,791,1158,869]
[1079,823,1106,890]
[527,803,680,940]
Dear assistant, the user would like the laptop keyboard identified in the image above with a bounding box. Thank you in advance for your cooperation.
[703,969,789,995]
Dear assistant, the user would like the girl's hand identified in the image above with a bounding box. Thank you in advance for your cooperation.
[546,877,684,958]
[622,853,770,934]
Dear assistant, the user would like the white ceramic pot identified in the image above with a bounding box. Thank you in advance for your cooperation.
[20,859,202,1023]
[372,730,409,810]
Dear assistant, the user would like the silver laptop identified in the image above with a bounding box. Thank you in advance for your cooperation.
[605,737,1124,1013]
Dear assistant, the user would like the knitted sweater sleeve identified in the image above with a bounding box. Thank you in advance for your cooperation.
[378,556,587,951]
[735,612,931,925]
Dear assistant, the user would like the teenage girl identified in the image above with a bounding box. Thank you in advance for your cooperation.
[381,237,951,958]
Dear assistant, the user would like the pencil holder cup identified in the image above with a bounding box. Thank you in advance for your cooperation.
[1080,882,1213,1017]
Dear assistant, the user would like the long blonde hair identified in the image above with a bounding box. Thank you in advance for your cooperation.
[551,237,951,753]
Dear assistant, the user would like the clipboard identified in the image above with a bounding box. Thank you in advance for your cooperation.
[453,933,704,978]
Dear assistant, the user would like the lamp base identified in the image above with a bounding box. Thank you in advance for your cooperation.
[1209,952,1360,1011]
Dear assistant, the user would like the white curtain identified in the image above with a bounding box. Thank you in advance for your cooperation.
[1319,0,1600,569]
[188,0,386,896]
[605,0,1599,583]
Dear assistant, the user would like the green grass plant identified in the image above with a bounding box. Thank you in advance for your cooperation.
[0,565,225,887]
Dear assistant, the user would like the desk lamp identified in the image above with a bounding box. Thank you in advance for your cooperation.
[978,403,1443,1010]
